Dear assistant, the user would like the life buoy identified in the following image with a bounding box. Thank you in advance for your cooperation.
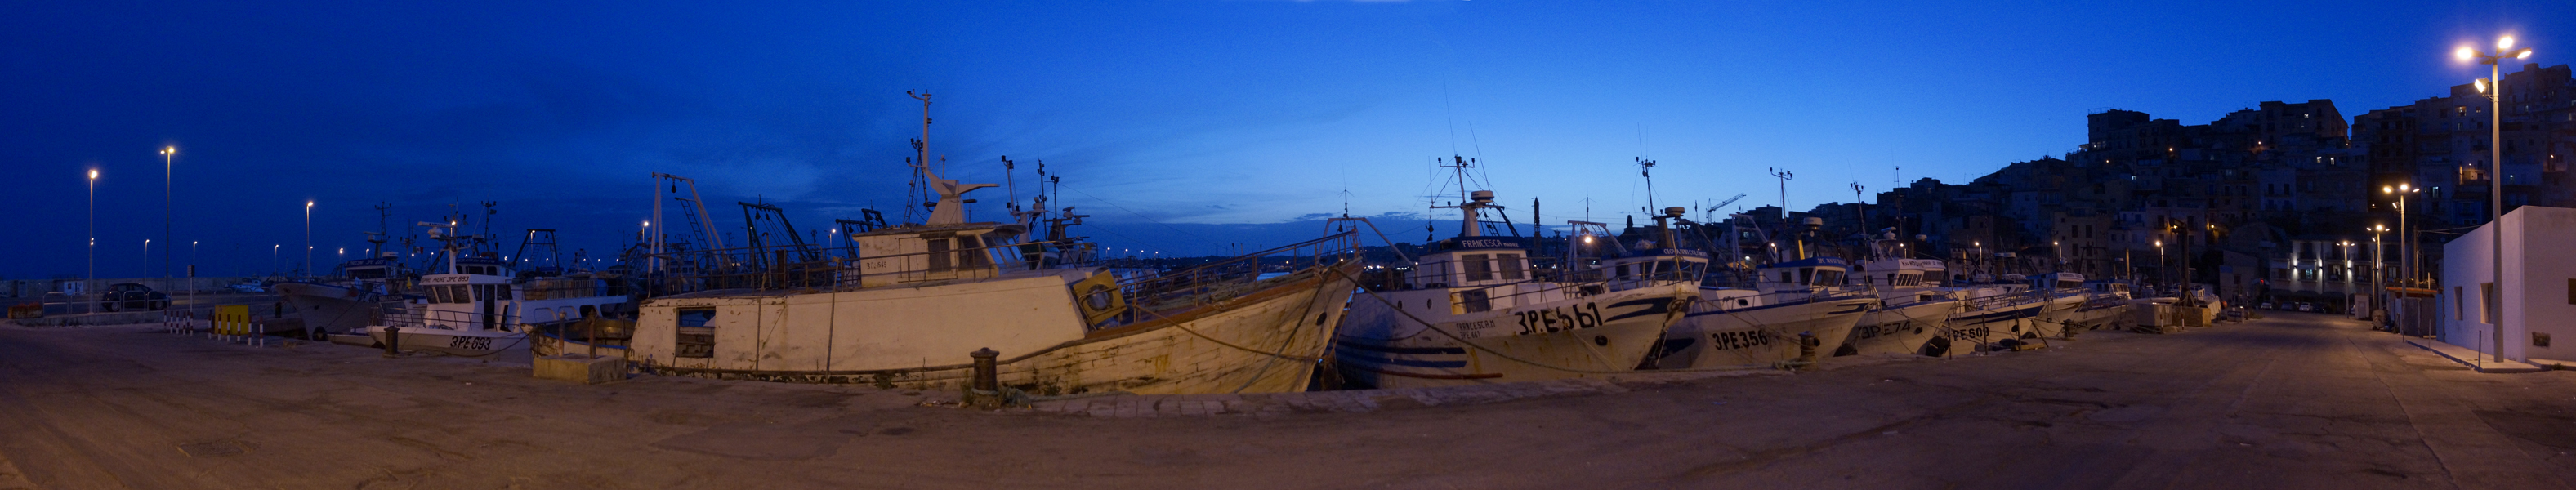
[1071,272,1126,326]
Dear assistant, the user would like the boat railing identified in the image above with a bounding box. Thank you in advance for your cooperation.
[628,231,1364,305]
[1107,231,1361,321]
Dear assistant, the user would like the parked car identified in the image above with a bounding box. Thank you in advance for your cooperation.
[98,283,170,312]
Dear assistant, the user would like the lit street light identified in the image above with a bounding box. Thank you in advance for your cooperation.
[87,169,97,291]
[305,200,315,276]
[2459,34,2530,363]
[161,145,175,293]
[143,239,151,278]
[2383,184,2418,289]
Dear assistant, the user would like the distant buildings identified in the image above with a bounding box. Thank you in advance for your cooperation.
[1748,63,2576,313]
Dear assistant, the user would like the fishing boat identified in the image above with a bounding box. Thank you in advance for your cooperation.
[625,103,1359,394]
[2074,280,2136,330]
[1659,255,1876,368]
[275,220,417,337]
[2025,272,2090,337]
[272,254,409,337]
[1923,278,2049,356]
[1838,255,1960,357]
[1333,158,1694,388]
[361,223,629,356]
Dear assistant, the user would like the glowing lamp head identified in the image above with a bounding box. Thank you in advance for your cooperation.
[2382,185,2394,194]
[2458,47,2476,61]
[88,169,98,180]
[2518,49,2534,60]
[2501,36,2516,50]
[2476,78,2489,93]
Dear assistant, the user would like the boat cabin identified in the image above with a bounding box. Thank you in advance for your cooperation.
[1756,257,1849,295]
[1404,236,1533,290]
[849,222,1029,287]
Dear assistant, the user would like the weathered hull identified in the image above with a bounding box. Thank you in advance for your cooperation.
[1334,284,1694,389]
[1933,299,2046,355]
[636,263,1362,395]
[1840,299,1959,356]
[1657,296,1873,368]
[273,283,382,335]
[363,326,524,357]
[2027,294,2088,338]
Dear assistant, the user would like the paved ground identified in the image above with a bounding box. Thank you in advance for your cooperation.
[2,312,2571,489]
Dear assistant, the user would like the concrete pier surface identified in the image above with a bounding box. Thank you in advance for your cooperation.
[2,313,2569,489]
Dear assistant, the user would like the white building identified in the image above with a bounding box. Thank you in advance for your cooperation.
[2438,205,2576,364]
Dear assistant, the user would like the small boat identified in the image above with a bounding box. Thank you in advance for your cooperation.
[625,105,1358,394]
[276,223,419,337]
[1333,163,1694,388]
[2025,272,2089,337]
[1659,256,1875,368]
[272,254,409,337]
[364,223,630,356]
[1839,256,1961,357]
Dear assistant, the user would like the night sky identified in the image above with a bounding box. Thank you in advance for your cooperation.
[7,1,2571,279]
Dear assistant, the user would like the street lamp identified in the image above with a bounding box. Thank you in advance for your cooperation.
[142,239,151,278]
[2384,184,2418,289]
[2459,35,2530,363]
[305,200,315,276]
[2154,239,2165,293]
[2369,225,2388,317]
[160,145,174,293]
[271,244,280,275]
[87,169,97,290]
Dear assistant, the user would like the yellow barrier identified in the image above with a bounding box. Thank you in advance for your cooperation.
[214,305,249,336]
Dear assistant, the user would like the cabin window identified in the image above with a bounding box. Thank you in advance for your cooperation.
[675,307,717,358]
[1498,254,1525,280]
[1815,270,1844,286]
[1456,288,1493,314]
[1463,254,1493,281]
[427,286,449,304]
[471,285,491,302]
[958,235,990,270]
[1798,268,1813,284]
[927,238,953,271]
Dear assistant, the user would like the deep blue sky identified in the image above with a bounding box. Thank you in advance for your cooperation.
[7,0,2572,278]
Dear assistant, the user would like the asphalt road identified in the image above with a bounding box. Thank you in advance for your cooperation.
[1,313,2570,489]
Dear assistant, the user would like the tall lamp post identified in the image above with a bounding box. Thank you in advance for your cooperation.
[2460,36,2531,363]
[87,169,97,295]
[2384,185,2418,288]
[305,200,315,276]
[2370,225,2389,326]
[160,145,174,294]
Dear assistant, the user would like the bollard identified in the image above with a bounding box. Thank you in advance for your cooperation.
[1797,332,1819,371]
[970,348,1000,393]
[382,327,402,358]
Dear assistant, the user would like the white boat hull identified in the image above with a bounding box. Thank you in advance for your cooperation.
[1657,295,1873,368]
[635,263,1361,395]
[1335,284,1695,389]
[1839,299,1960,356]
[274,282,385,335]
[363,325,525,357]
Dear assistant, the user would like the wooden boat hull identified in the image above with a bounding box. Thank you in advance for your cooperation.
[632,262,1362,395]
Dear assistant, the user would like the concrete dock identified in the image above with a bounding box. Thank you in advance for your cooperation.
[1,312,2569,489]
